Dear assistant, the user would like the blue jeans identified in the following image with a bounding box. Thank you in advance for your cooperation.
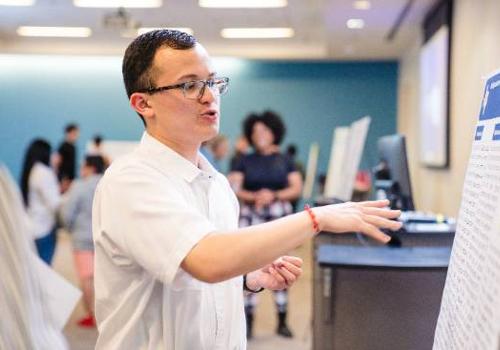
[35,228,57,265]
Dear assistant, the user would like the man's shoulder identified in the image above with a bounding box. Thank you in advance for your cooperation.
[101,152,174,186]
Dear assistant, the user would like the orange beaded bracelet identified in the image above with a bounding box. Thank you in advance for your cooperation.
[304,204,320,233]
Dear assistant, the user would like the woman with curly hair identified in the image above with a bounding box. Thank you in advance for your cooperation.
[229,110,303,339]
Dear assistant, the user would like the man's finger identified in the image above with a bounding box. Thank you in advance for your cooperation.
[361,207,401,219]
[276,267,296,284]
[278,261,302,276]
[281,256,303,267]
[360,222,391,243]
[269,267,285,284]
[364,214,402,231]
[357,199,390,208]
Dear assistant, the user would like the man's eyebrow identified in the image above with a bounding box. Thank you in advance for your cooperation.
[176,72,216,82]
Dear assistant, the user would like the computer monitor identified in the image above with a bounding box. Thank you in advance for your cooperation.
[374,134,415,211]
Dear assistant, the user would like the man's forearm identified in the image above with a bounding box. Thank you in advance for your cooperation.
[181,210,315,283]
[182,200,399,284]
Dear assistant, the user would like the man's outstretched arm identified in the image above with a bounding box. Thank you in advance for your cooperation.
[181,200,401,284]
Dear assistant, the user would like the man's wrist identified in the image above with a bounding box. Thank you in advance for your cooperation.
[304,205,322,234]
[313,207,324,232]
[243,274,264,293]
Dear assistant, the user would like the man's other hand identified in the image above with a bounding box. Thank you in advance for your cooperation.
[246,256,303,291]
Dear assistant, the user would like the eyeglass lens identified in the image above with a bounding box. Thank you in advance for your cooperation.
[184,79,228,100]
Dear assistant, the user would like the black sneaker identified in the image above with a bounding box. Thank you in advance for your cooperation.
[276,323,293,338]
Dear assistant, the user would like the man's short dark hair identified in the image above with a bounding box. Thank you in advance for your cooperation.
[65,123,79,134]
[85,155,105,174]
[122,29,197,126]
[243,110,286,147]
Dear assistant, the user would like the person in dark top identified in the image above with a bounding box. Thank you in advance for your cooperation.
[229,134,250,172]
[56,123,79,193]
[229,110,303,339]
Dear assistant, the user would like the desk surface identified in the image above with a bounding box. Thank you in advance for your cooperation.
[318,245,452,268]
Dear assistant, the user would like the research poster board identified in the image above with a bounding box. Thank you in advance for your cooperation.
[433,70,500,349]
[324,127,349,199]
[303,142,319,200]
[337,116,371,201]
[324,116,371,201]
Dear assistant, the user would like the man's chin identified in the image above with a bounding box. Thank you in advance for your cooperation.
[201,126,219,142]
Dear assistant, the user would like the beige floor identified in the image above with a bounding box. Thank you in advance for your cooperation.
[53,231,312,350]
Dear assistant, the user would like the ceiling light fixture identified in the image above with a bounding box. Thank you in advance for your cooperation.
[346,19,364,29]
[353,0,371,10]
[0,0,34,5]
[221,27,294,39]
[74,0,161,8]
[17,26,92,37]
[199,0,286,8]
[137,27,194,35]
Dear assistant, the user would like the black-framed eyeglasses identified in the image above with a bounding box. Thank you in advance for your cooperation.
[138,77,229,100]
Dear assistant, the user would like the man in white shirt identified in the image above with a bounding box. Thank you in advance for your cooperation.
[93,29,402,349]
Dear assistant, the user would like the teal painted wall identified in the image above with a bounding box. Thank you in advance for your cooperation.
[0,55,397,192]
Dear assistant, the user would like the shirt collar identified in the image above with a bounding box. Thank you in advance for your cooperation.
[138,131,217,183]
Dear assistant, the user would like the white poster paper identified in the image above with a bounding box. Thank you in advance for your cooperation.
[433,70,500,350]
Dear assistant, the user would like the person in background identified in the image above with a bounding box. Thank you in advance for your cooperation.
[56,123,79,193]
[229,134,250,171]
[60,155,105,328]
[20,139,61,265]
[87,134,110,168]
[207,134,230,172]
[200,134,229,172]
[199,140,216,167]
[286,144,305,212]
[229,110,303,338]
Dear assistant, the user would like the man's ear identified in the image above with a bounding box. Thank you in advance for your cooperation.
[130,92,153,118]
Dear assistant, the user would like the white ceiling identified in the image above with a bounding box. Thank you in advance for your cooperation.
[0,0,437,59]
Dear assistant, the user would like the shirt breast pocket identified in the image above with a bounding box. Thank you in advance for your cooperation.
[211,191,238,230]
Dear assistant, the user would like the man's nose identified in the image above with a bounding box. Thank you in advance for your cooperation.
[199,84,217,103]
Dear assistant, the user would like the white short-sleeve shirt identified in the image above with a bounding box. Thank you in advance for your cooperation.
[92,132,246,350]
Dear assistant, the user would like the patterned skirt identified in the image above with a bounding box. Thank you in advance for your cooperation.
[239,200,293,227]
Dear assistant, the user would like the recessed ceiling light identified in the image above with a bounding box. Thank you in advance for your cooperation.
[74,0,161,8]
[0,0,34,5]
[199,0,286,8]
[137,27,194,36]
[221,28,294,39]
[346,19,364,29]
[17,26,92,37]
[353,0,371,10]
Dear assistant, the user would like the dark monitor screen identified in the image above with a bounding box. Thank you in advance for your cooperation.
[376,134,415,211]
